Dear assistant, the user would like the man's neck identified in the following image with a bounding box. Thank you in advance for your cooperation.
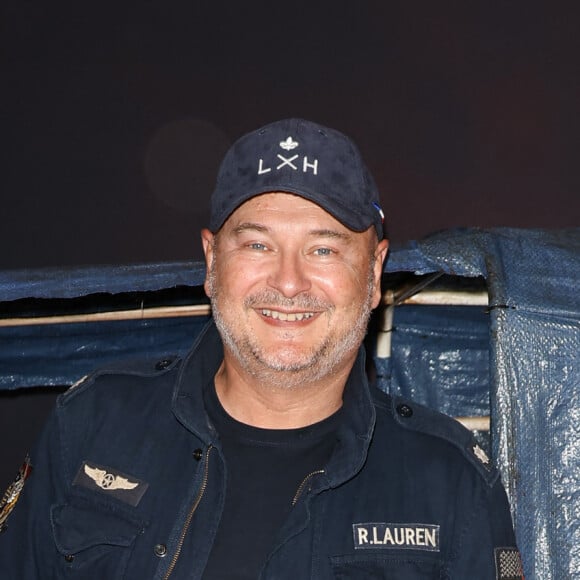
[213,358,350,429]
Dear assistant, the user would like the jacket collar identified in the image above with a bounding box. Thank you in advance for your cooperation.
[172,320,376,484]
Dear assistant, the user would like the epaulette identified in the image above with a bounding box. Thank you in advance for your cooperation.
[60,355,182,404]
[389,395,499,487]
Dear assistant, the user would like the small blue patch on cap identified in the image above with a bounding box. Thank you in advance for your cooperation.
[372,202,385,223]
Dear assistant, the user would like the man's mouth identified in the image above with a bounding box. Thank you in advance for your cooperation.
[260,309,316,322]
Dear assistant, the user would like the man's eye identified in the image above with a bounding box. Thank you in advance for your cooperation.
[314,247,333,256]
[249,242,267,251]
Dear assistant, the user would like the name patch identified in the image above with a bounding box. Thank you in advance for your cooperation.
[353,523,440,552]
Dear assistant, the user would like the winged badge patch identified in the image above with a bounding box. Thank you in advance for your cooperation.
[84,464,139,491]
[73,461,149,506]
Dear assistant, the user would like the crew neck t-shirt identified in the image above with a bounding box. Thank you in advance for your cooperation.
[201,384,341,580]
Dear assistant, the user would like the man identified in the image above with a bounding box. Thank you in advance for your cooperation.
[0,118,522,578]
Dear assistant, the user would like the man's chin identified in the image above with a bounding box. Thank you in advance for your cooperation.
[255,351,318,374]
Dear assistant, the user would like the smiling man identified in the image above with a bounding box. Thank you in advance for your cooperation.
[202,192,386,427]
[0,119,522,579]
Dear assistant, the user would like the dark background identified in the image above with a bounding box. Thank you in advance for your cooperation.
[2,3,578,271]
[1,4,579,487]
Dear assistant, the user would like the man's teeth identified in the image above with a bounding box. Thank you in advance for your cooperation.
[261,309,315,321]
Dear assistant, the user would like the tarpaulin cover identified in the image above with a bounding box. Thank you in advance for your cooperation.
[383,228,580,580]
[1,227,579,578]
[379,304,491,419]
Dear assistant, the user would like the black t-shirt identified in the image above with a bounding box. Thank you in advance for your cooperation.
[201,384,341,580]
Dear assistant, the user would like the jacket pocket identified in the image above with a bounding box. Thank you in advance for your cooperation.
[330,554,442,579]
[51,497,146,578]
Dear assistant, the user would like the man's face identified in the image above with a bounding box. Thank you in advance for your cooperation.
[202,192,388,387]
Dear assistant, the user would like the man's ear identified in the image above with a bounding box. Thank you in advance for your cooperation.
[201,228,215,298]
[371,238,389,309]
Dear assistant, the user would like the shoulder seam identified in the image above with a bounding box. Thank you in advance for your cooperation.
[59,356,181,406]
[381,394,499,487]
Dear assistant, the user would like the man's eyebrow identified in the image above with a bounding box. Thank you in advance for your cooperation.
[308,229,352,241]
[230,223,352,241]
[231,222,269,234]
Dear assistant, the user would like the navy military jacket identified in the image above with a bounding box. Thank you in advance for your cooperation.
[0,321,521,579]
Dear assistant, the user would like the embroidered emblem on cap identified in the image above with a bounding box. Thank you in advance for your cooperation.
[279,136,299,151]
[0,455,33,532]
[257,136,318,176]
[73,461,149,507]
[353,522,440,552]
[494,547,524,579]
[472,443,492,470]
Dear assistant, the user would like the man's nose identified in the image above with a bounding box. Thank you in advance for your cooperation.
[267,251,311,298]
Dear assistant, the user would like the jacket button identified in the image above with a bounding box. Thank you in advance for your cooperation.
[154,543,168,558]
[155,358,174,371]
[396,403,413,418]
[193,448,203,461]
[64,554,75,563]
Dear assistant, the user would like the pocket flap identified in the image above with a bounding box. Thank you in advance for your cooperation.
[51,498,145,554]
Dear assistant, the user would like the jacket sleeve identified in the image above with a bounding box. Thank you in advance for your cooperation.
[445,468,524,579]
[0,406,66,578]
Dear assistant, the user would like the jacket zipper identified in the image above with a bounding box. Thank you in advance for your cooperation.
[261,469,325,578]
[292,469,325,506]
[164,445,213,579]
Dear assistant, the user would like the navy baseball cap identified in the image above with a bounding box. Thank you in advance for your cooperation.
[209,118,385,239]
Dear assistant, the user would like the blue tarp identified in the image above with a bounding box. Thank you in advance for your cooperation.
[0,261,208,301]
[386,228,580,579]
[1,227,579,578]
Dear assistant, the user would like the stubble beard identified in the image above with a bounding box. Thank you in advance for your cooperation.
[207,258,376,390]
